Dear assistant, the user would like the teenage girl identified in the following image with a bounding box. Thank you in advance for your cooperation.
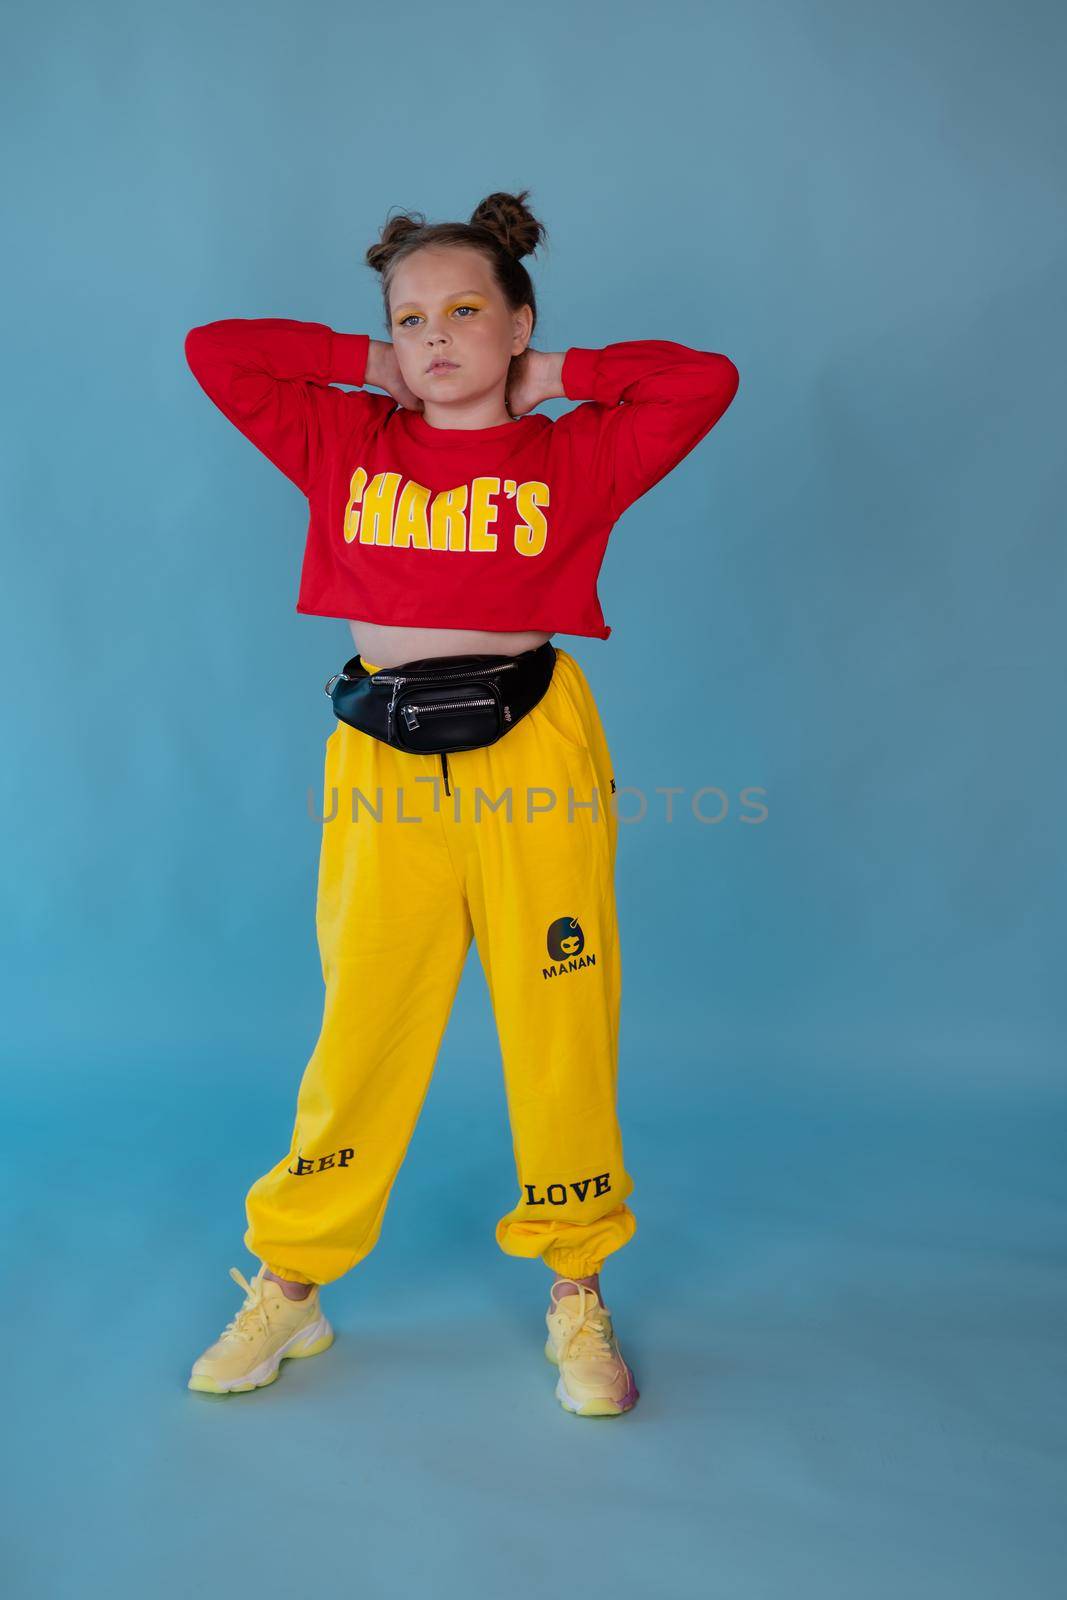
[183,189,739,1415]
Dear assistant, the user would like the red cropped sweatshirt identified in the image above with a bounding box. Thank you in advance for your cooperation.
[184,319,739,640]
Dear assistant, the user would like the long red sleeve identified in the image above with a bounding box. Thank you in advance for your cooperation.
[183,318,372,495]
[554,342,739,522]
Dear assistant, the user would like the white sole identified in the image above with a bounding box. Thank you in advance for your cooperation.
[189,1314,334,1393]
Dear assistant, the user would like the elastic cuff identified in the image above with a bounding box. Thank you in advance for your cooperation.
[541,1246,605,1279]
[560,346,602,402]
[327,330,370,387]
[261,1260,315,1287]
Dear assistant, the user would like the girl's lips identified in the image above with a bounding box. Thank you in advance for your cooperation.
[428,361,458,373]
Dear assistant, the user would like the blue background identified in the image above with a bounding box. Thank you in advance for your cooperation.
[2,0,1064,1595]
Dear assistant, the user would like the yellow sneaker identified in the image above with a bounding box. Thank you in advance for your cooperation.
[544,1281,639,1416]
[188,1263,334,1394]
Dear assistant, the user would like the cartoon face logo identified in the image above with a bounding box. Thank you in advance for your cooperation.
[547,916,585,961]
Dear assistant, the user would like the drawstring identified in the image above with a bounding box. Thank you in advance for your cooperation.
[440,751,451,797]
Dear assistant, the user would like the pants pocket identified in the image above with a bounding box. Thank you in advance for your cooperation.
[527,653,595,755]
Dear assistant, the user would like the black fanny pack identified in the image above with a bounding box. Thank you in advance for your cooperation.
[324,641,557,793]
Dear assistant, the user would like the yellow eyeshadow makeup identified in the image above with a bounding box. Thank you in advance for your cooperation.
[393,295,487,319]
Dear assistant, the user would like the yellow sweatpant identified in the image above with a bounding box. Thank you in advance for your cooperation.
[244,646,636,1286]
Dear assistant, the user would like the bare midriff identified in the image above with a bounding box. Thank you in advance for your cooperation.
[346,619,554,669]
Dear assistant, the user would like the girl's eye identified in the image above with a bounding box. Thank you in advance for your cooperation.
[397,305,477,329]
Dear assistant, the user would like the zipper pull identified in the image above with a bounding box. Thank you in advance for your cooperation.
[402,704,420,732]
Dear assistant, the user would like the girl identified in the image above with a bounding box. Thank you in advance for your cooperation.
[183,190,739,1416]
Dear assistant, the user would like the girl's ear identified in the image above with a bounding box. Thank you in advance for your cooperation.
[512,304,534,349]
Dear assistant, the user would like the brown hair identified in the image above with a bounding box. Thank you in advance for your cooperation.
[365,189,548,338]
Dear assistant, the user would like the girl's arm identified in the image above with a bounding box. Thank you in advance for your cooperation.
[538,341,740,523]
[183,318,387,495]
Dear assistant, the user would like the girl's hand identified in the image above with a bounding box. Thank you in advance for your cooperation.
[505,347,565,419]
[366,339,424,413]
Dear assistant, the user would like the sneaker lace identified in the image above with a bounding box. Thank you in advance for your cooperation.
[552,1282,616,1365]
[220,1265,272,1343]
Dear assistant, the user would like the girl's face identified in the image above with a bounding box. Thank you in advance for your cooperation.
[388,245,532,416]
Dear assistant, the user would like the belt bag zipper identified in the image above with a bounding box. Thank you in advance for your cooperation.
[401,697,496,732]
[393,682,505,753]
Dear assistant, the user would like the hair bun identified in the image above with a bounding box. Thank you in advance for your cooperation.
[468,190,545,261]
[365,210,428,275]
